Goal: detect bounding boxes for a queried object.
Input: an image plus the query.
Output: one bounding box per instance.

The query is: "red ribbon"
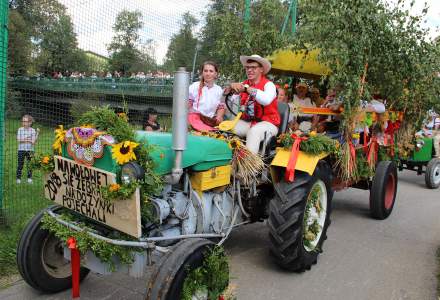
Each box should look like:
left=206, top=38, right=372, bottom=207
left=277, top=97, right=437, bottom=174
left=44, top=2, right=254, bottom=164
left=285, top=135, right=307, bottom=182
left=348, top=140, right=356, bottom=173
left=67, top=237, right=80, bottom=298
left=367, top=136, right=378, bottom=166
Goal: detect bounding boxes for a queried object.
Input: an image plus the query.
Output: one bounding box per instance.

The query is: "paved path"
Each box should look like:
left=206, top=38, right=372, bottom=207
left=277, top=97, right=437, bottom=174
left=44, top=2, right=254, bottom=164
left=1, top=170, right=439, bottom=300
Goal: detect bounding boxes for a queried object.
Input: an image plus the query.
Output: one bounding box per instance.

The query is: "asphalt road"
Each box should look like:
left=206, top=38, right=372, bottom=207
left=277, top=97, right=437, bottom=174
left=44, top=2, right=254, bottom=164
left=1, top=169, right=439, bottom=300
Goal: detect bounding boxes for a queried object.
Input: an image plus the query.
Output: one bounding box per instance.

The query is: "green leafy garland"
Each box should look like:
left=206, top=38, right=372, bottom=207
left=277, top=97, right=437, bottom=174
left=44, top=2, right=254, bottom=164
left=41, top=212, right=141, bottom=271
left=181, top=246, right=230, bottom=300
left=303, top=185, right=322, bottom=251
left=100, top=181, right=139, bottom=203
left=278, top=133, right=339, bottom=155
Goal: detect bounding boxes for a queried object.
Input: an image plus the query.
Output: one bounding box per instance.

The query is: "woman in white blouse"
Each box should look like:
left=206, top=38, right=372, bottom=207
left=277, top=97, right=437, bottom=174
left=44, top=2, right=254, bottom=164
left=188, top=61, right=225, bottom=131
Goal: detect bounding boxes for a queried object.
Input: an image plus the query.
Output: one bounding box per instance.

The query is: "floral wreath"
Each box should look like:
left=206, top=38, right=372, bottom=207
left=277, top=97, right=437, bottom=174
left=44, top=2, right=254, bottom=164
left=63, top=127, right=115, bottom=166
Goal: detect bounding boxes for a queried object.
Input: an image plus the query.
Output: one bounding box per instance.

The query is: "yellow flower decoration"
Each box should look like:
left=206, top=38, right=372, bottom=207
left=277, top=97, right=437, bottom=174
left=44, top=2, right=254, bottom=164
left=117, top=113, right=128, bottom=122
left=352, top=133, right=360, bottom=139
left=111, top=141, right=139, bottom=165
left=228, top=139, right=241, bottom=149
left=109, top=183, right=120, bottom=192
left=309, top=131, right=317, bottom=137
left=41, top=156, right=50, bottom=164
left=53, top=125, right=66, bottom=154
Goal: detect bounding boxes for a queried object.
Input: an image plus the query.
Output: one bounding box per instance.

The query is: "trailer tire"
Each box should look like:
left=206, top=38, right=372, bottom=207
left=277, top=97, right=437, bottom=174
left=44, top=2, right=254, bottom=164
left=17, top=206, right=90, bottom=293
left=425, top=158, right=440, bottom=189
left=370, top=161, right=397, bottom=219
left=145, top=238, right=228, bottom=300
left=268, top=162, right=333, bottom=272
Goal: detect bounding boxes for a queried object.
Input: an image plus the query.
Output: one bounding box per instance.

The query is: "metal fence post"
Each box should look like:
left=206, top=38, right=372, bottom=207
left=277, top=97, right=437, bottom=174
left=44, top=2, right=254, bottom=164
left=0, top=0, right=8, bottom=220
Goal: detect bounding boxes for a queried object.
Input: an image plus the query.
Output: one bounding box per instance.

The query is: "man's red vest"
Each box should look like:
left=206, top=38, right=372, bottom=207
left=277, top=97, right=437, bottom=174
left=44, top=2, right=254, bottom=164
left=240, top=76, right=280, bottom=127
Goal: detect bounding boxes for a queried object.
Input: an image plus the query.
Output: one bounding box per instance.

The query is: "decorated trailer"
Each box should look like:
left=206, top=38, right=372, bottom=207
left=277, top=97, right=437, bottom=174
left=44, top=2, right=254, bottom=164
left=17, top=67, right=397, bottom=299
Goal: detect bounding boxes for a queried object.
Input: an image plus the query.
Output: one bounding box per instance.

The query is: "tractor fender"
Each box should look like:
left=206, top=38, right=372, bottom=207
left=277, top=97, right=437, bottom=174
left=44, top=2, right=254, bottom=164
left=270, top=147, right=329, bottom=176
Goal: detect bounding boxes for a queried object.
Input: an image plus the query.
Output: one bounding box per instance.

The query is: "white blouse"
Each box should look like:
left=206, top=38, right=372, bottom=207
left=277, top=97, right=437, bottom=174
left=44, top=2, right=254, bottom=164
left=188, top=82, right=224, bottom=118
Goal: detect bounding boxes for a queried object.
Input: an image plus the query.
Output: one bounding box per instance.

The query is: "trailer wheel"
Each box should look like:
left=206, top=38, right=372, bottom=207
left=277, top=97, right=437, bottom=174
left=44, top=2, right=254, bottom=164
left=425, top=158, right=440, bottom=189
left=370, top=161, right=398, bottom=219
left=145, top=238, right=228, bottom=300
left=268, top=162, right=333, bottom=272
left=17, top=206, right=89, bottom=293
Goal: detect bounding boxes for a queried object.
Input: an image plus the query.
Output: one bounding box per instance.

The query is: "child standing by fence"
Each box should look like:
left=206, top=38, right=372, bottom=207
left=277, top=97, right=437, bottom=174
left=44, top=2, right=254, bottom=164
left=16, top=115, right=39, bottom=184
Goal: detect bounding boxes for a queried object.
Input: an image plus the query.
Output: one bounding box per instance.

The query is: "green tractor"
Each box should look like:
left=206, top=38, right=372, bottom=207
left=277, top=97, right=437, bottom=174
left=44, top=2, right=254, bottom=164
left=398, top=136, right=440, bottom=189
left=16, top=68, right=398, bottom=299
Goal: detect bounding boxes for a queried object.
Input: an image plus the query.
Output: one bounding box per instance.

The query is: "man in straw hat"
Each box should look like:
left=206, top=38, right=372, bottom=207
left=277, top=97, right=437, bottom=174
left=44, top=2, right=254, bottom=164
left=224, top=54, right=280, bottom=154
left=290, top=82, right=317, bottom=132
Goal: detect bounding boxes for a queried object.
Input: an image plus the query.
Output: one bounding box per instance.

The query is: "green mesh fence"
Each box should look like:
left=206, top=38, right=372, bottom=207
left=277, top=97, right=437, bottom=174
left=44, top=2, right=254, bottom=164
left=2, top=0, right=215, bottom=224
left=2, top=0, right=297, bottom=225
left=0, top=0, right=7, bottom=223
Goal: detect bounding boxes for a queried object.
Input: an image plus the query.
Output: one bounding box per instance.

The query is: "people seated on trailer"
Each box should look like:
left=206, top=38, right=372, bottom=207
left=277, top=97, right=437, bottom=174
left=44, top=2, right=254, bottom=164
left=357, top=98, right=387, bottom=144
left=310, top=87, right=325, bottom=107
left=188, top=61, right=225, bottom=131
left=289, top=82, right=318, bottom=133
left=318, top=88, right=343, bottom=137
left=144, top=108, right=162, bottom=131
left=224, top=54, right=280, bottom=154
left=277, top=86, right=289, bottom=103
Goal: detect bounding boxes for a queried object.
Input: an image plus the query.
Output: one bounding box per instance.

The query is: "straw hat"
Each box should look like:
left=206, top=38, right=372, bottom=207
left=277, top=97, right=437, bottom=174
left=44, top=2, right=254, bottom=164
left=296, top=82, right=309, bottom=90
left=240, top=54, right=272, bottom=74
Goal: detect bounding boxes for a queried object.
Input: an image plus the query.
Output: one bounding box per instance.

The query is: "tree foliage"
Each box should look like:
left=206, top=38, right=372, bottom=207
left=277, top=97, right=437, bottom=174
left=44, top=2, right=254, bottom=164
left=199, top=0, right=293, bottom=77
left=294, top=0, right=440, bottom=127
left=36, top=14, right=86, bottom=74
left=163, top=12, right=199, bottom=72
left=8, top=0, right=87, bottom=75
left=8, top=10, right=32, bottom=75
left=108, top=10, right=156, bottom=74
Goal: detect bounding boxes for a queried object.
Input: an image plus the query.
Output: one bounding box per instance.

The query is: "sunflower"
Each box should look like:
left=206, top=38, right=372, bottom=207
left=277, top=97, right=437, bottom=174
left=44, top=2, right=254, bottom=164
left=112, top=141, right=139, bottom=165
left=53, top=125, right=66, bottom=154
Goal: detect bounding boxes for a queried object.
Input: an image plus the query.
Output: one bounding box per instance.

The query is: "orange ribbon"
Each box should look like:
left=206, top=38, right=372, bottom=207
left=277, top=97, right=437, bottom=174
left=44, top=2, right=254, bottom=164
left=285, top=135, right=307, bottom=182
left=67, top=237, right=80, bottom=298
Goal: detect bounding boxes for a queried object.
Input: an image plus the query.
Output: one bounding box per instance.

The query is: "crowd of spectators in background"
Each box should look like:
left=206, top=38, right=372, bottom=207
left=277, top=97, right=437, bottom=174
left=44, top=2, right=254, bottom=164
left=50, top=70, right=173, bottom=80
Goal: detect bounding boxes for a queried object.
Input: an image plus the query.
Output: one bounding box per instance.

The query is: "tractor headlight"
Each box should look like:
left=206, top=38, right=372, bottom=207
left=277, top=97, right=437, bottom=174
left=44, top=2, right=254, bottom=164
left=120, top=162, right=145, bottom=184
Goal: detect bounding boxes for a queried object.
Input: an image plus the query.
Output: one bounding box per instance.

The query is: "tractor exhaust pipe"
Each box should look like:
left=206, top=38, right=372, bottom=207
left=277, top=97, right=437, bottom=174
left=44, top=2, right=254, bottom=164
left=165, top=67, right=190, bottom=184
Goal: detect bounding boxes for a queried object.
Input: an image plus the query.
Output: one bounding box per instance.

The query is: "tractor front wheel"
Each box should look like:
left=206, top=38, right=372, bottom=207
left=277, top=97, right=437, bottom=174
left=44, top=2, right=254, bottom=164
left=268, top=162, right=333, bottom=272
left=370, top=161, right=398, bottom=219
left=425, top=158, right=440, bottom=189
left=145, top=238, right=229, bottom=300
left=17, top=206, right=90, bottom=293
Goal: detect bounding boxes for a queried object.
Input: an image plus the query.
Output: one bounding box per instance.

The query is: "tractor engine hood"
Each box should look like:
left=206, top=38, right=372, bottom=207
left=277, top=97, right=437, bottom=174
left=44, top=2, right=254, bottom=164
left=135, top=131, right=232, bottom=175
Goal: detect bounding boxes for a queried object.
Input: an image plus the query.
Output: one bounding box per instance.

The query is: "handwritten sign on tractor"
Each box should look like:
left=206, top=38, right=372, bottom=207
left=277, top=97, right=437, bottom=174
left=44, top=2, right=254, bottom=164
left=44, top=156, right=141, bottom=238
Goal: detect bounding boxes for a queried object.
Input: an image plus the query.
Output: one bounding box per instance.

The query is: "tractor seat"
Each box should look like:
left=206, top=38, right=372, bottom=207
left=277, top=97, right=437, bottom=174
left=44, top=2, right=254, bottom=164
left=260, top=102, right=290, bottom=157
left=277, top=101, right=290, bottom=136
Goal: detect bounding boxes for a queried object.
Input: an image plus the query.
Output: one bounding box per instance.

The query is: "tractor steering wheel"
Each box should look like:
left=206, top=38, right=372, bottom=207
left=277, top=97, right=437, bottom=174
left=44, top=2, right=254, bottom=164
left=225, top=93, right=256, bottom=117
left=225, top=93, right=240, bottom=116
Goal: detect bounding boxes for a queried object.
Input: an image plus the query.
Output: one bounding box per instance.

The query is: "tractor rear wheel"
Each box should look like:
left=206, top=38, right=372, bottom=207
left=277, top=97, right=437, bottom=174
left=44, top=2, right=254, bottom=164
left=268, top=162, right=333, bottom=272
left=17, top=206, right=90, bottom=293
left=370, top=161, right=398, bottom=219
left=425, top=158, right=440, bottom=189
